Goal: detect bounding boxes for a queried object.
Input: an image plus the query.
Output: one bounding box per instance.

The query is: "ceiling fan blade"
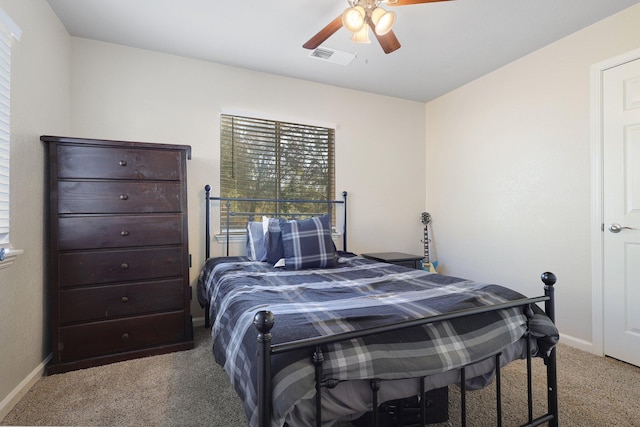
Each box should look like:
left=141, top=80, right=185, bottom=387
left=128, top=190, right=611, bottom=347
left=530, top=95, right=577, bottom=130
left=303, top=15, right=343, bottom=50
left=386, top=0, right=452, bottom=5
left=374, top=29, right=401, bottom=54
left=367, top=16, right=401, bottom=54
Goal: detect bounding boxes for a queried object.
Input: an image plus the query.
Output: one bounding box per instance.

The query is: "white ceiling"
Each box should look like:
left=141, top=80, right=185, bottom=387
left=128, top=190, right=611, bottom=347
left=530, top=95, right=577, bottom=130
left=46, top=0, right=640, bottom=102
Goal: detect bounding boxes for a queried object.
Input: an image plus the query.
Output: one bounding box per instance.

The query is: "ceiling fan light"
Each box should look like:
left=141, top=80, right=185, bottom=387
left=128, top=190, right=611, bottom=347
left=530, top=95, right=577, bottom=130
left=372, top=8, right=395, bottom=35
left=343, top=6, right=366, bottom=33
left=350, top=23, right=371, bottom=44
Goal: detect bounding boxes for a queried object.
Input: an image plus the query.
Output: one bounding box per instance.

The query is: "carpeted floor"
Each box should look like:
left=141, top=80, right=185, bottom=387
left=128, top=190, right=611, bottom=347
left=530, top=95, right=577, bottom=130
left=2, top=326, right=640, bottom=426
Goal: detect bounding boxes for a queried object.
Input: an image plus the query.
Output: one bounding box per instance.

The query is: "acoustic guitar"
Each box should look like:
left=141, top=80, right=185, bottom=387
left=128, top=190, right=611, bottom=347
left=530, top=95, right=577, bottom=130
left=421, top=212, right=438, bottom=273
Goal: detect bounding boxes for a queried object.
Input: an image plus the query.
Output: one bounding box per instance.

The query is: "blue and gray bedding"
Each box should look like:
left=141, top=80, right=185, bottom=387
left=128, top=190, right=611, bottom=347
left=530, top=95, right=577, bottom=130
left=197, top=255, right=559, bottom=427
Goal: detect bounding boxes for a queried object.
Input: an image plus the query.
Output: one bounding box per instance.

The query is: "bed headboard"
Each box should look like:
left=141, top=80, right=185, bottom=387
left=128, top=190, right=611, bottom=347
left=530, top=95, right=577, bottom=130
left=204, top=184, right=348, bottom=259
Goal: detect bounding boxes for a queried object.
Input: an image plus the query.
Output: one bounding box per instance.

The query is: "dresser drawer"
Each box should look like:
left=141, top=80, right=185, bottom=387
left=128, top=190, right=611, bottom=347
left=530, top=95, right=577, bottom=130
left=57, top=311, right=186, bottom=362
left=59, top=279, right=185, bottom=324
left=58, top=247, right=183, bottom=288
left=57, top=145, right=183, bottom=180
left=58, top=181, right=182, bottom=214
left=58, top=215, right=182, bottom=250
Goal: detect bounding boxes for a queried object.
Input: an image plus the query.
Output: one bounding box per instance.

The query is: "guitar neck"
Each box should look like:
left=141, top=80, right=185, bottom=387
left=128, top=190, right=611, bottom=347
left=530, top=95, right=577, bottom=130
left=423, top=225, right=430, bottom=264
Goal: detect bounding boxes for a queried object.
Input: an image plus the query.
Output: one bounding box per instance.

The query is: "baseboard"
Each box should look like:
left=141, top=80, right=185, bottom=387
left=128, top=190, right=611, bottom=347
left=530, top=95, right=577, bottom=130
left=0, top=353, right=52, bottom=422
left=558, top=332, right=599, bottom=355
left=192, top=315, right=206, bottom=328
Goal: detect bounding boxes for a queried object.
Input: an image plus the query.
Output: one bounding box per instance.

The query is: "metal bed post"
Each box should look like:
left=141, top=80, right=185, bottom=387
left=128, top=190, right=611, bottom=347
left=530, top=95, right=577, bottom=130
left=495, top=353, right=503, bottom=427
left=254, top=311, right=275, bottom=427
left=204, top=185, right=211, bottom=329
left=225, top=200, right=231, bottom=256
left=419, top=378, right=426, bottom=424
left=460, top=366, right=467, bottom=427
left=313, top=345, right=324, bottom=427
left=525, top=306, right=535, bottom=424
left=342, top=191, right=348, bottom=251
left=542, top=272, right=558, bottom=427
left=370, top=379, right=381, bottom=427
left=205, top=185, right=211, bottom=260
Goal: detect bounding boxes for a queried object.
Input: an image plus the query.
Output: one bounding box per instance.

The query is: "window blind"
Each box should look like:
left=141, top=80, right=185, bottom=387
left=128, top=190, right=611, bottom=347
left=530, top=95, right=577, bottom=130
left=0, top=24, right=12, bottom=239
left=220, top=114, right=335, bottom=230
left=0, top=8, right=20, bottom=244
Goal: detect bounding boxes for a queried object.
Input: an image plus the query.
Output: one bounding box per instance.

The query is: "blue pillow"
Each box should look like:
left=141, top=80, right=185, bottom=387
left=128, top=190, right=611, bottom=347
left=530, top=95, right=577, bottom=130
left=279, top=214, right=337, bottom=270
left=264, top=217, right=285, bottom=266
left=246, top=221, right=267, bottom=261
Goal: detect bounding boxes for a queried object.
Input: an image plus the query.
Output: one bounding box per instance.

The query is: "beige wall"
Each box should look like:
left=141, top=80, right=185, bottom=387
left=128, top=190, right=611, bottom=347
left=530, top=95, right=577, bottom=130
left=0, top=0, right=70, bottom=417
left=67, top=38, right=428, bottom=325
left=425, top=3, right=640, bottom=351
left=4, top=0, right=639, bottom=418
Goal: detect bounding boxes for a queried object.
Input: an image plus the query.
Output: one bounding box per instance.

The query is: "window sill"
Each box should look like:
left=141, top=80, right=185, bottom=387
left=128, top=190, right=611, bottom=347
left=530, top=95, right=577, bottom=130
left=0, top=247, right=24, bottom=270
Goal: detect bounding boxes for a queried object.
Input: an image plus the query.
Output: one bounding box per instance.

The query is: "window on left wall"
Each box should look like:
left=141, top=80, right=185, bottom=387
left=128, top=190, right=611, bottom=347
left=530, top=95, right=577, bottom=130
left=0, top=7, right=22, bottom=269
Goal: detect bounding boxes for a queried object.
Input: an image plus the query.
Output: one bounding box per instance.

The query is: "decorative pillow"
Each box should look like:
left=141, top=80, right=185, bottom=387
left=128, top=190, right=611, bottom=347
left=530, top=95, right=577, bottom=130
left=279, top=214, right=337, bottom=270
left=245, top=221, right=267, bottom=261
left=263, top=217, right=285, bottom=266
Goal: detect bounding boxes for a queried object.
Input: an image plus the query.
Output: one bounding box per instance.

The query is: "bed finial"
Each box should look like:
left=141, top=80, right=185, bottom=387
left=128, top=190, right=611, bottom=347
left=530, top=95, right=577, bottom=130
left=541, top=271, right=556, bottom=288
left=541, top=271, right=556, bottom=324
left=254, top=310, right=275, bottom=335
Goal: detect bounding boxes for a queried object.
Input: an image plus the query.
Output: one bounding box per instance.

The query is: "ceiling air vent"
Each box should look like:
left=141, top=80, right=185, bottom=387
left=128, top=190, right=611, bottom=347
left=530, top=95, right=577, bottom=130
left=309, top=47, right=356, bottom=66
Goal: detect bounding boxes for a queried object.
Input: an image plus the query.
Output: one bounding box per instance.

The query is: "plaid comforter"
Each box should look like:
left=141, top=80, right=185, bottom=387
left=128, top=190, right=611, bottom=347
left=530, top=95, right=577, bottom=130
left=198, top=255, right=558, bottom=427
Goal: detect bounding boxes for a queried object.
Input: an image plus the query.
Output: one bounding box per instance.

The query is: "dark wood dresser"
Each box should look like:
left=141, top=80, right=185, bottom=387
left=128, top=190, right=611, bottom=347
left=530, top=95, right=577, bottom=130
left=42, top=135, right=194, bottom=374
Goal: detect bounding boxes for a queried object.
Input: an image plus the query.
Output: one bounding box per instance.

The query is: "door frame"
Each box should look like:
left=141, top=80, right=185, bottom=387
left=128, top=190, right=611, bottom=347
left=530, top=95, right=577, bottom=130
left=590, top=47, right=640, bottom=357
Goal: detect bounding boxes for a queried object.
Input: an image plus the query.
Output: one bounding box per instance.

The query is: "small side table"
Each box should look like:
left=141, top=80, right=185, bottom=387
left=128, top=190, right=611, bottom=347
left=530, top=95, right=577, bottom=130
left=361, top=252, right=423, bottom=270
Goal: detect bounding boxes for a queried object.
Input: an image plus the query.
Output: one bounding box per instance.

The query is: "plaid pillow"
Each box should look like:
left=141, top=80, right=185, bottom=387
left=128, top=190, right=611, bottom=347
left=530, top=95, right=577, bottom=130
left=245, top=221, right=267, bottom=261
left=264, top=217, right=285, bottom=266
left=279, top=214, right=337, bottom=270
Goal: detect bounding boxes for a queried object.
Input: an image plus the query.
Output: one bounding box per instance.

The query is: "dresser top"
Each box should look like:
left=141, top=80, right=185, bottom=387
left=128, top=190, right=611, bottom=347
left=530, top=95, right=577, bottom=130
left=40, top=135, right=192, bottom=160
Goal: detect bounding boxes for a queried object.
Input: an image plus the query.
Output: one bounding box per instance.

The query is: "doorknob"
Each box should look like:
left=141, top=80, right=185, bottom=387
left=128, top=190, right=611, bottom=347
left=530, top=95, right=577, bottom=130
left=609, top=223, right=636, bottom=233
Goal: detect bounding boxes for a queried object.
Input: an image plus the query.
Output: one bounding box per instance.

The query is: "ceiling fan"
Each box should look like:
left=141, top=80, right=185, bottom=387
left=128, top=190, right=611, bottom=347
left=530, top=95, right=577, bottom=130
left=303, top=0, right=453, bottom=54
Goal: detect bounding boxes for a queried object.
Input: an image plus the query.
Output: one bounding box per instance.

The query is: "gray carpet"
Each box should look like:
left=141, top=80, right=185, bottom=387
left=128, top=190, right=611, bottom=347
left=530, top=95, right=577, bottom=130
left=2, top=326, right=640, bottom=426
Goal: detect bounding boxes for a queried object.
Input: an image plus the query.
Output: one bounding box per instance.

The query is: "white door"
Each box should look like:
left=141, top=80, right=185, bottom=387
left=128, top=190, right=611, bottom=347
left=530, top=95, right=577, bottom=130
left=603, top=58, right=640, bottom=366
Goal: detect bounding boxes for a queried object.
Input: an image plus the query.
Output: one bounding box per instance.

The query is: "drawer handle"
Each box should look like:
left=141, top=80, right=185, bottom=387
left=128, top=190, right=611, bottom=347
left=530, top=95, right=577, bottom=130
left=119, top=160, right=127, bottom=166
left=122, top=333, right=130, bottom=341
left=121, top=296, right=129, bottom=303
left=119, top=194, right=129, bottom=200
left=121, top=230, right=129, bottom=237
left=120, top=263, right=129, bottom=270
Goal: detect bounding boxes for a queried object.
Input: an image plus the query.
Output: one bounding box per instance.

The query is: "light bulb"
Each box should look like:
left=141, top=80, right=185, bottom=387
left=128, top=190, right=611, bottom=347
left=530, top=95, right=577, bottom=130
left=350, top=23, right=371, bottom=43
left=343, top=5, right=366, bottom=33
left=371, top=8, right=395, bottom=36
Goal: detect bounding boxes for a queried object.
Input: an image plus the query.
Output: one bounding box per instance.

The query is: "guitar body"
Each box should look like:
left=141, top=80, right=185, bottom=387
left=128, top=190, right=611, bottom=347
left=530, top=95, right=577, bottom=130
left=421, top=212, right=437, bottom=273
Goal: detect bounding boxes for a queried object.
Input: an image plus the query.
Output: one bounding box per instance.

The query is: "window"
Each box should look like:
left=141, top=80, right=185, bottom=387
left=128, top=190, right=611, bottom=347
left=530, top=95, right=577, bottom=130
left=0, top=7, right=22, bottom=267
left=220, top=114, right=335, bottom=231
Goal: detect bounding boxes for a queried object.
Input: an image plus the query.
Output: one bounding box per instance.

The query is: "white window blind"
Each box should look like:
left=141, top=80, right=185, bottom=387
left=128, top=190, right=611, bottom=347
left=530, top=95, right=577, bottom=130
left=0, top=7, right=21, bottom=245
left=220, top=114, right=335, bottom=230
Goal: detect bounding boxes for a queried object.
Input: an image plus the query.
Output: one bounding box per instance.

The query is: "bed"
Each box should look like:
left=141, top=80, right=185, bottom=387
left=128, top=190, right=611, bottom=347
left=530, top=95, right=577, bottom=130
left=198, top=186, right=559, bottom=427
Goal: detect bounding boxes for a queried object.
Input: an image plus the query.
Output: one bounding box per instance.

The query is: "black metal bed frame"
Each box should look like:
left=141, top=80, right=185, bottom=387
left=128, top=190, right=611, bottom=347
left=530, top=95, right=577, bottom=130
left=204, top=184, right=348, bottom=257
left=203, top=185, right=559, bottom=427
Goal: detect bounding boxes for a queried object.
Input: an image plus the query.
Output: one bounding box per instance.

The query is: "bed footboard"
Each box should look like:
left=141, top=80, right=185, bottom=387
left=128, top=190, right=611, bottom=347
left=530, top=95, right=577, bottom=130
left=254, top=272, right=559, bottom=427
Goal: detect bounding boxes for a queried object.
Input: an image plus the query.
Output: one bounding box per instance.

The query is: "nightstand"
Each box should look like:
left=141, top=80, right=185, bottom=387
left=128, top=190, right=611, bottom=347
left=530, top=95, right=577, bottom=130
left=361, top=252, right=423, bottom=270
